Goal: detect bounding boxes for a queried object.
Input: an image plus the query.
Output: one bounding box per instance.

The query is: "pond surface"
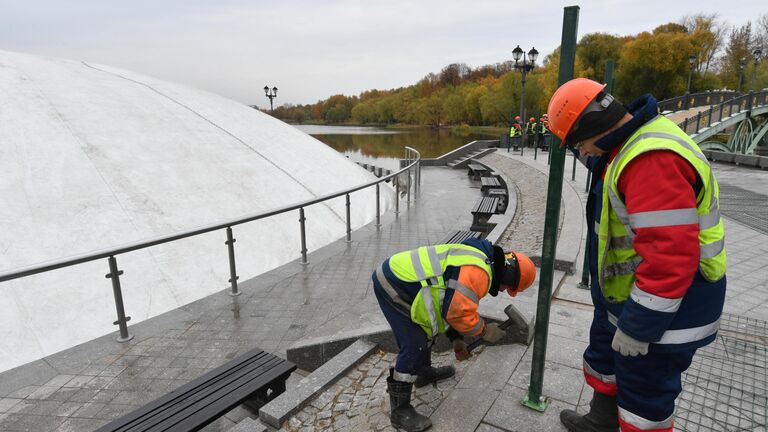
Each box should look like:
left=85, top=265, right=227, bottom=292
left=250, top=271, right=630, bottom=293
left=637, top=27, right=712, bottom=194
left=293, top=125, right=496, bottom=171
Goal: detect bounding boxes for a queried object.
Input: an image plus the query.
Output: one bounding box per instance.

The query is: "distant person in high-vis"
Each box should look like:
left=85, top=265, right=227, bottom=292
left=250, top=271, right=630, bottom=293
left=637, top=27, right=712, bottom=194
left=509, top=115, right=523, bottom=151
left=547, top=78, right=727, bottom=432
left=372, top=238, right=536, bottom=432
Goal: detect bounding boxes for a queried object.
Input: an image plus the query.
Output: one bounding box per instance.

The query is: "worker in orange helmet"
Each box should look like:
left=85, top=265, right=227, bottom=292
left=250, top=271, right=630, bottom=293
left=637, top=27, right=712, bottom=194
left=525, top=117, right=537, bottom=148
left=509, top=116, right=523, bottom=151
left=372, top=238, right=536, bottom=431
left=547, top=78, right=726, bottom=432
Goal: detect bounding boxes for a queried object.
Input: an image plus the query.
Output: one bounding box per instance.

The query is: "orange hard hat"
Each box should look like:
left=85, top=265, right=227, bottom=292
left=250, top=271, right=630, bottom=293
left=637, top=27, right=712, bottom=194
left=529, top=117, right=535, bottom=122
left=501, top=251, right=536, bottom=296
left=514, top=115, right=521, bottom=121
left=547, top=78, right=606, bottom=143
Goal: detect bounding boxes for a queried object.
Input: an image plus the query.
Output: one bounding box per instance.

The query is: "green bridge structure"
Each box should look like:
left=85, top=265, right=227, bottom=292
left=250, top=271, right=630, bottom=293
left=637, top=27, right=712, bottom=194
left=659, top=90, right=768, bottom=166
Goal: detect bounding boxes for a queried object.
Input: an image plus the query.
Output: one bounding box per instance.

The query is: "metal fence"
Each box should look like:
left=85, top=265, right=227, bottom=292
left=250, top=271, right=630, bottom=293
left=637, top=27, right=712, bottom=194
left=0, top=147, right=422, bottom=342
left=675, top=90, right=768, bottom=136
left=658, top=91, right=741, bottom=113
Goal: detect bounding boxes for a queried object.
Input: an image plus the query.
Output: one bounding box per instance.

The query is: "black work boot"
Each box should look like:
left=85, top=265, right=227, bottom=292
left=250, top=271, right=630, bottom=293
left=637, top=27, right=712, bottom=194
left=387, top=371, right=432, bottom=432
left=560, top=391, right=619, bottom=432
left=414, top=365, right=456, bottom=388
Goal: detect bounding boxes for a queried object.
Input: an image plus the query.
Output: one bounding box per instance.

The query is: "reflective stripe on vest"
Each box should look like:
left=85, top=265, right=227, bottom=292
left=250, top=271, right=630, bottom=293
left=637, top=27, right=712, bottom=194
left=388, top=244, right=493, bottom=339
left=597, top=116, right=727, bottom=303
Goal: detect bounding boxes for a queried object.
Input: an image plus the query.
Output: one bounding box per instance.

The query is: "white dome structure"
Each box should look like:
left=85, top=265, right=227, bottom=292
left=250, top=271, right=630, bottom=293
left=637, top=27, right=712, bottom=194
left=0, top=50, right=394, bottom=372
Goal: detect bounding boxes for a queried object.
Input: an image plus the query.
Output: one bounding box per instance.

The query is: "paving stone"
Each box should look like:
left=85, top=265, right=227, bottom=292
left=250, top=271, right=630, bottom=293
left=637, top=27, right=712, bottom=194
left=259, top=340, right=376, bottom=428
left=227, top=417, right=268, bottom=432
left=507, top=359, right=584, bottom=405
left=483, top=387, right=573, bottom=432
left=431, top=388, right=500, bottom=432
left=456, top=344, right=527, bottom=391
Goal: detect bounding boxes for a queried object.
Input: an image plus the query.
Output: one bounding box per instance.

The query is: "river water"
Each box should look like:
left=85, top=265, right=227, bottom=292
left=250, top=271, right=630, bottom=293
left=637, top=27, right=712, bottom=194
left=293, top=125, right=496, bottom=171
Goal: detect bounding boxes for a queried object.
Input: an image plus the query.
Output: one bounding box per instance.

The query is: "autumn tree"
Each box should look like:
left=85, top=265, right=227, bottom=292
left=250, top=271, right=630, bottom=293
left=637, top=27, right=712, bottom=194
left=616, top=29, right=695, bottom=101
left=576, top=33, right=625, bottom=82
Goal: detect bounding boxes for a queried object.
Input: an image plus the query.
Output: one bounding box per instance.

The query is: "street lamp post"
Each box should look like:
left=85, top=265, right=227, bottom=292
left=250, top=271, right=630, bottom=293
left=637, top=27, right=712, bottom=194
left=512, top=45, right=538, bottom=156
left=751, top=48, right=762, bottom=92
left=738, top=58, right=747, bottom=93
left=264, top=85, right=278, bottom=113
left=686, top=54, right=696, bottom=94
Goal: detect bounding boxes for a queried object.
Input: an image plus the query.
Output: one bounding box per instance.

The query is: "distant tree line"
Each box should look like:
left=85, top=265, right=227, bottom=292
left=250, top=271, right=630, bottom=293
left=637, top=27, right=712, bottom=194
left=262, top=13, right=768, bottom=127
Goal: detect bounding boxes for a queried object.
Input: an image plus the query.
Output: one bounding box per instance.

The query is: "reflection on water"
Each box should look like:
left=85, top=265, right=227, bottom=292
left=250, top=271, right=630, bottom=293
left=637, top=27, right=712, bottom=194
left=293, top=125, right=494, bottom=171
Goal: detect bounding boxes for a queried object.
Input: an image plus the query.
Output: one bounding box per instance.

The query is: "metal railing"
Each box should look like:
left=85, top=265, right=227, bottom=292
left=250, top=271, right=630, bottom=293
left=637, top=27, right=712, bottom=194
left=0, top=147, right=422, bottom=342
left=676, top=90, right=768, bottom=136
left=658, top=90, right=741, bottom=113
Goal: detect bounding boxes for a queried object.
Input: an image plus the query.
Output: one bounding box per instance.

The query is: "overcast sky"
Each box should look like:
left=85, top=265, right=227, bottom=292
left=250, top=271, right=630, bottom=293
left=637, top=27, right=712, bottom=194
left=0, top=1, right=762, bottom=107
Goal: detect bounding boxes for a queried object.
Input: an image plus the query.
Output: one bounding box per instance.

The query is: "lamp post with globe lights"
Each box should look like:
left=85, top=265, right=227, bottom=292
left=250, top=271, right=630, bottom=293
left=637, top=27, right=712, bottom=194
left=264, top=86, right=278, bottom=113
left=512, top=45, right=538, bottom=155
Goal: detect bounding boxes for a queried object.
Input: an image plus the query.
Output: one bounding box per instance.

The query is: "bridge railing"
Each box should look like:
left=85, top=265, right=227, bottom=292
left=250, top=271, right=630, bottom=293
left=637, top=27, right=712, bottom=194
left=658, top=91, right=741, bottom=113
left=0, top=147, right=422, bottom=342
left=676, top=90, right=768, bottom=136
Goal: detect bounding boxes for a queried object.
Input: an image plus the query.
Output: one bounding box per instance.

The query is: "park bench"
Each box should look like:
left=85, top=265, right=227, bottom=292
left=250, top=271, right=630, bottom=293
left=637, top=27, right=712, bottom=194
left=441, top=229, right=483, bottom=244
left=467, top=163, right=489, bottom=180
left=485, top=188, right=508, bottom=213
left=96, top=348, right=295, bottom=432
left=480, top=176, right=502, bottom=194
left=470, top=196, right=500, bottom=232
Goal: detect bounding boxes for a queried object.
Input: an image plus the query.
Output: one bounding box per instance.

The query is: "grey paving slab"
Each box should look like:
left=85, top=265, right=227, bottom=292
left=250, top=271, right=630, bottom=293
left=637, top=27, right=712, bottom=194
left=430, top=388, right=500, bottom=432
left=483, top=386, right=570, bottom=432
left=456, top=345, right=527, bottom=391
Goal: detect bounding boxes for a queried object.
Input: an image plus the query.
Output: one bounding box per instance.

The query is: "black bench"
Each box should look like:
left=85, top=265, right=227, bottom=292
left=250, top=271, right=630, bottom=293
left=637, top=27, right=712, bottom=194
left=470, top=196, right=500, bottom=232
left=441, top=229, right=483, bottom=244
left=96, top=348, right=296, bottom=432
left=467, top=163, right=489, bottom=180
left=480, top=176, right=502, bottom=193
left=485, top=188, right=509, bottom=213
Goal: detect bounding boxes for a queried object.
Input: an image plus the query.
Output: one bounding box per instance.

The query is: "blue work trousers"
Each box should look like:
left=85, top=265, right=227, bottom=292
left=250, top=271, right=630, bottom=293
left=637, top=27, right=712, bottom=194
left=372, top=271, right=430, bottom=378
left=585, top=309, right=696, bottom=425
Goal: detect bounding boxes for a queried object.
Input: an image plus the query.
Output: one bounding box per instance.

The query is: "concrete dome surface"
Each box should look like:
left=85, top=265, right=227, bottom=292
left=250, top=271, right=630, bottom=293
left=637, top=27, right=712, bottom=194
left=0, top=50, right=394, bottom=372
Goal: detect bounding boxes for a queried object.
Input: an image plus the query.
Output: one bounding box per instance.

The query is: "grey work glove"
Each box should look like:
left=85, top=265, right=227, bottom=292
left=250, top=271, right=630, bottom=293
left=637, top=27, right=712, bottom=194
left=481, top=322, right=505, bottom=343
left=611, top=328, right=649, bottom=357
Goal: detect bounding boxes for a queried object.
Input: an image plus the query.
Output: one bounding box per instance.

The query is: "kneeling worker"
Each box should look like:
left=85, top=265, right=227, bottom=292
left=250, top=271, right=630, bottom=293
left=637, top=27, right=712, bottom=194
left=372, top=238, right=536, bottom=431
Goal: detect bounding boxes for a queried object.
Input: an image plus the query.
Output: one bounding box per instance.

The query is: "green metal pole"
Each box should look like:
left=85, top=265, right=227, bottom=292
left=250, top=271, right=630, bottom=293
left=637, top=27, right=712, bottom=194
left=522, top=5, right=579, bottom=413
left=604, top=59, right=615, bottom=93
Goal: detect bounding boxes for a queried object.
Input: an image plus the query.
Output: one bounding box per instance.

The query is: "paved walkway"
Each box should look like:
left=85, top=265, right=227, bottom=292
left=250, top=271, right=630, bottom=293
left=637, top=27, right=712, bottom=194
left=1, top=147, right=767, bottom=432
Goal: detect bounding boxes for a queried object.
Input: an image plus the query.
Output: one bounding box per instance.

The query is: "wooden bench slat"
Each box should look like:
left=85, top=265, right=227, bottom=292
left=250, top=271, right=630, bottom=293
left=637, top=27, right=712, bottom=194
left=103, top=351, right=273, bottom=431
left=441, top=230, right=482, bottom=244
left=159, top=359, right=293, bottom=432
left=97, top=348, right=296, bottom=432
left=142, top=357, right=284, bottom=432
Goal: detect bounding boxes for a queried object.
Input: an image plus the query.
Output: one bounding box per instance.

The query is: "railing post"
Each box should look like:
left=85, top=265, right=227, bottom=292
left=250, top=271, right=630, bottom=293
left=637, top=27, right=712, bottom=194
left=571, top=154, right=577, bottom=181
left=299, top=208, right=308, bottom=264
left=577, top=241, right=590, bottom=290
left=585, top=168, right=592, bottom=193
left=406, top=168, right=411, bottom=204
left=695, top=112, right=702, bottom=133
left=375, top=183, right=381, bottom=227
left=394, top=175, right=400, bottom=215
left=682, top=118, right=689, bottom=134
left=106, top=256, right=133, bottom=342
left=345, top=193, right=352, bottom=242
left=225, top=227, right=240, bottom=296
left=718, top=104, right=724, bottom=123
